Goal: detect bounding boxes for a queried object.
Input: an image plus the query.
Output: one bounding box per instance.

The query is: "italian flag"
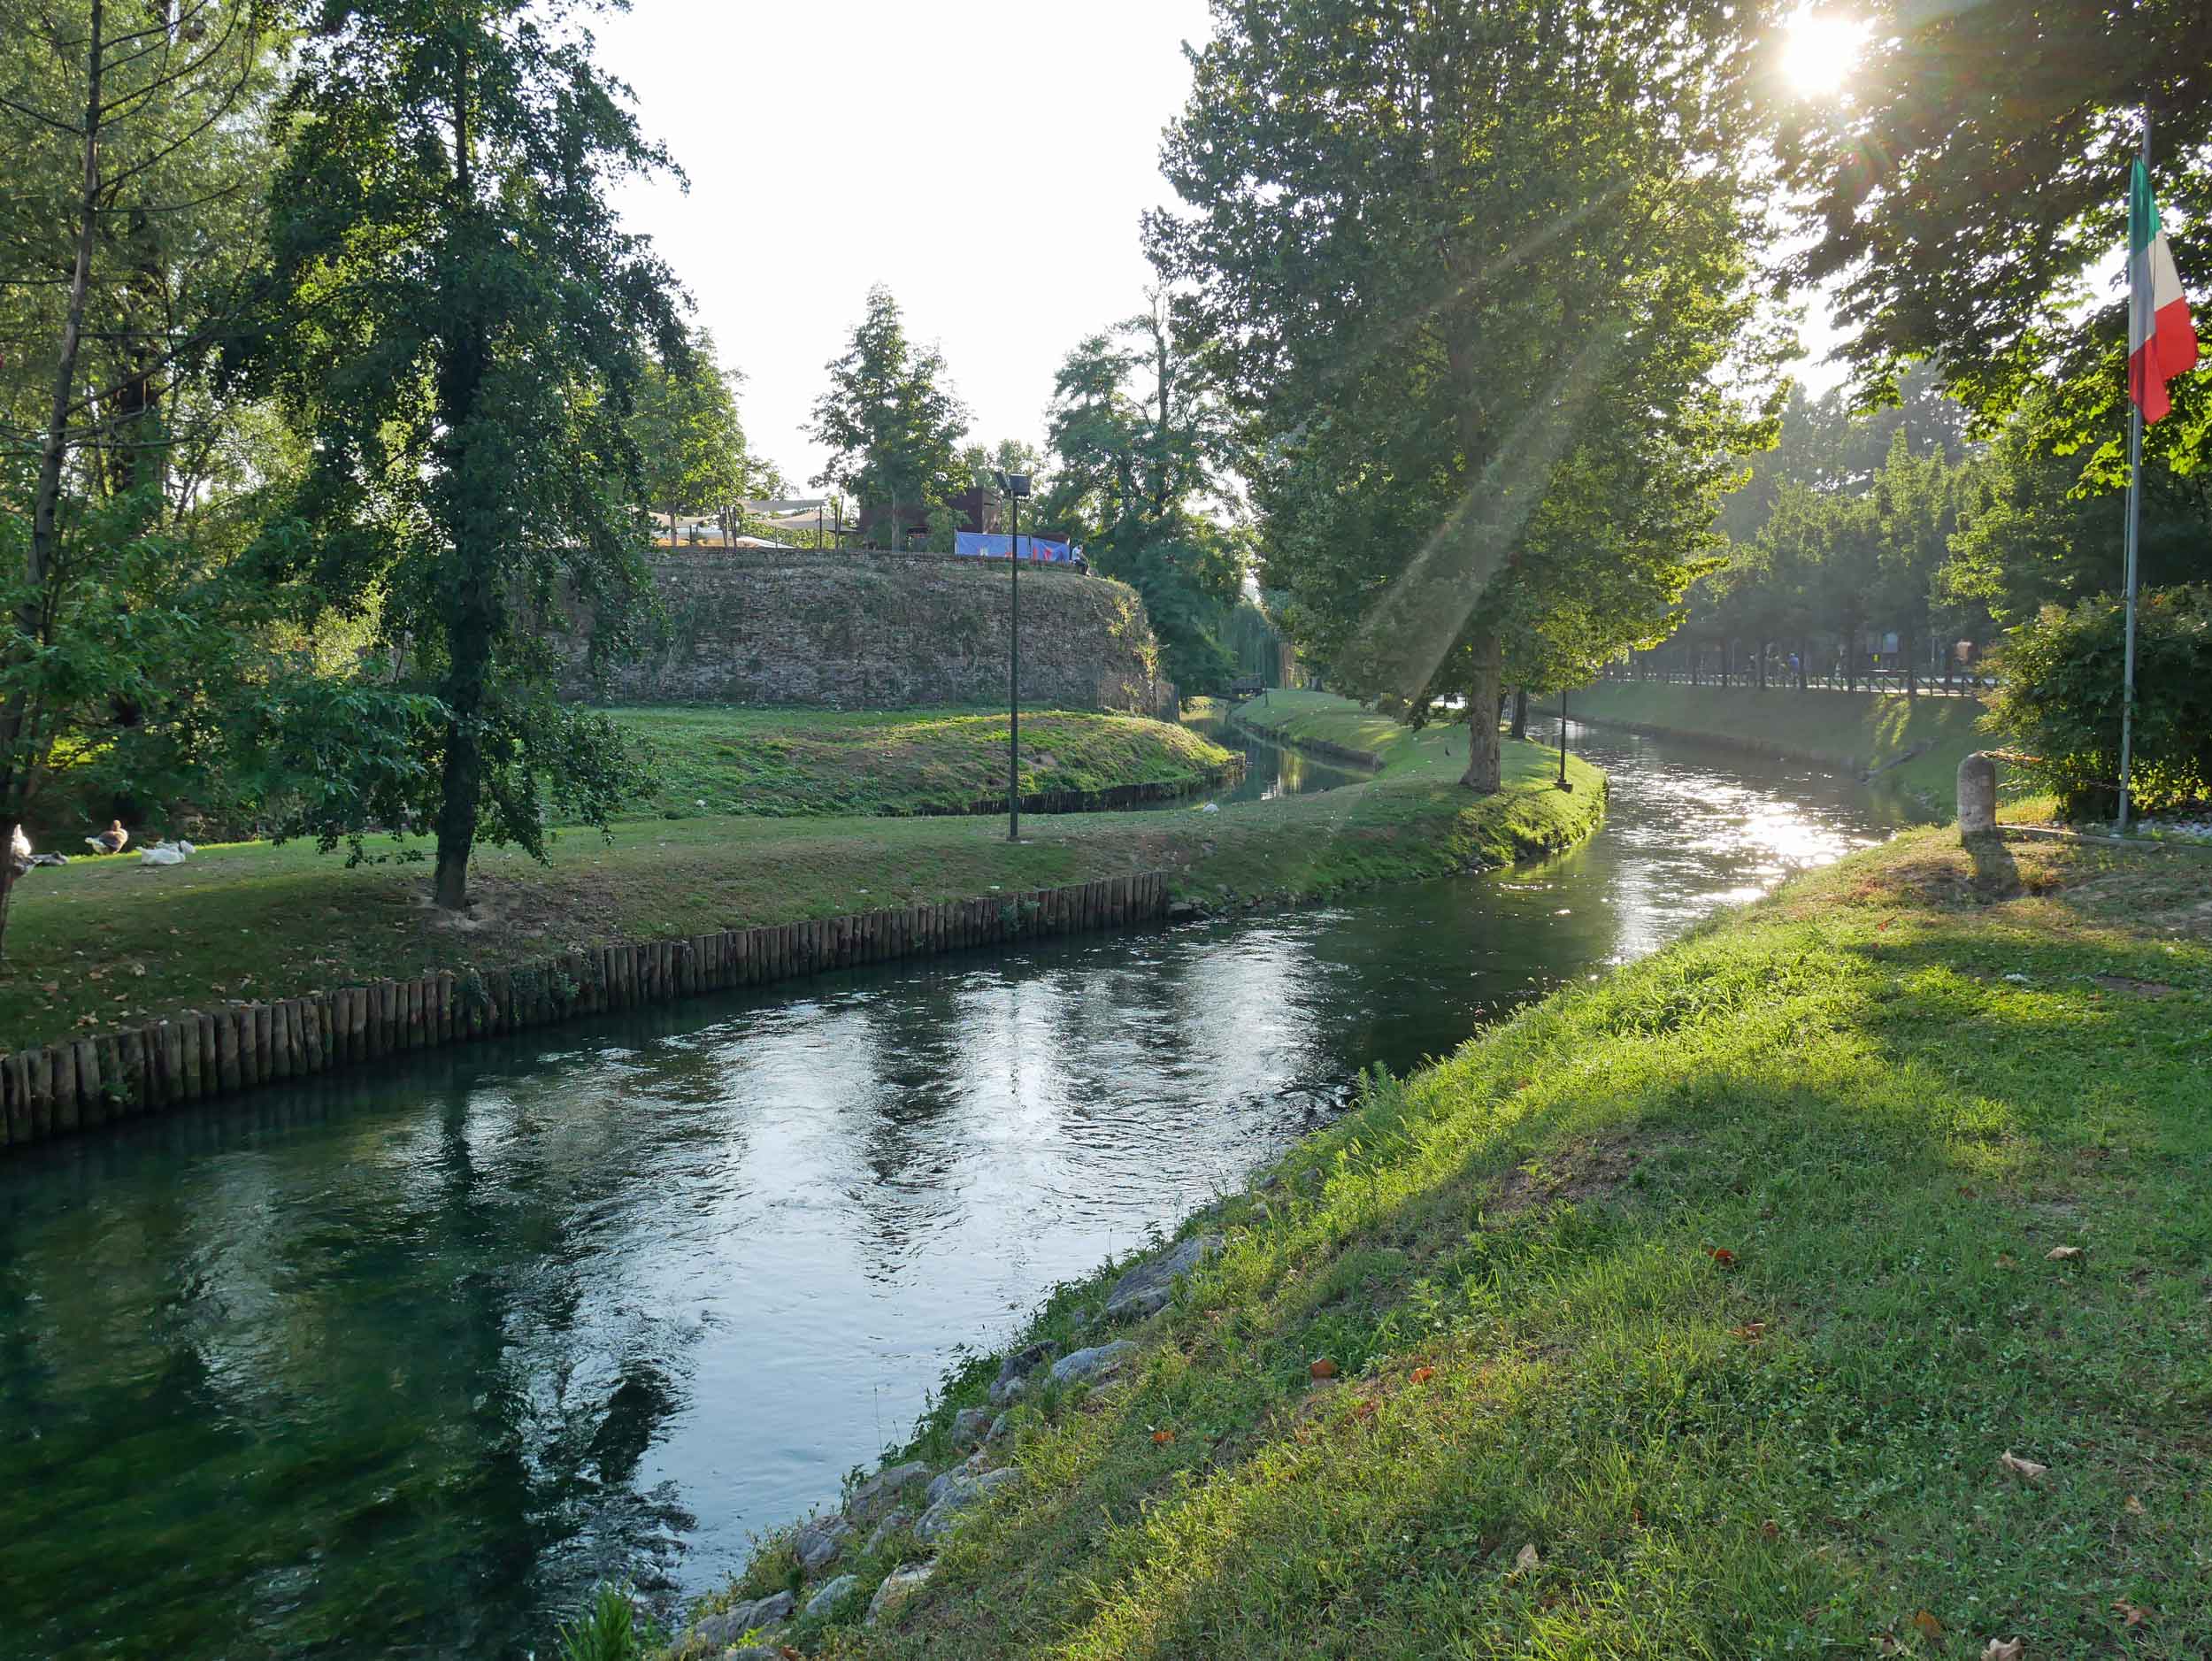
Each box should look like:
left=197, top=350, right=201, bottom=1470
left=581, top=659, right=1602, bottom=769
left=2129, top=158, right=2199, bottom=424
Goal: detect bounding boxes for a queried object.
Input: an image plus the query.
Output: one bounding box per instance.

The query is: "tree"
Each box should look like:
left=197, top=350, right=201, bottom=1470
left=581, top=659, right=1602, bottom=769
left=809, top=285, right=969, bottom=550
left=0, top=0, right=282, bottom=960
left=1042, top=294, right=1245, bottom=694
left=1773, top=0, right=2212, bottom=466
left=1151, top=0, right=1780, bottom=788
left=634, top=328, right=757, bottom=545
left=227, top=0, right=687, bottom=911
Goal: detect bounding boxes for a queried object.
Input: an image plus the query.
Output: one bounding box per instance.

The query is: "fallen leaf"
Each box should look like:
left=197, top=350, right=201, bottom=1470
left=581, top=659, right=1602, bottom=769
left=1731, top=1321, right=1769, bottom=1343
left=2124, top=1494, right=2146, bottom=1516
left=1982, top=1641, right=2024, bottom=1661
left=1351, top=1398, right=1377, bottom=1420
left=1513, top=1542, right=1540, bottom=1573
left=1151, top=1429, right=1174, bottom=1444
left=1309, top=1357, right=1339, bottom=1380
left=2047, top=1245, right=2084, bottom=1261
left=1410, top=1365, right=1435, bottom=1383
left=1913, top=1609, right=1946, bottom=1639
left=1709, top=1247, right=1738, bottom=1266
left=1996, top=1254, right=2019, bottom=1269
left=2112, top=1599, right=2149, bottom=1628
left=1998, top=1450, right=2049, bottom=1482
left=1760, top=1519, right=1780, bottom=1542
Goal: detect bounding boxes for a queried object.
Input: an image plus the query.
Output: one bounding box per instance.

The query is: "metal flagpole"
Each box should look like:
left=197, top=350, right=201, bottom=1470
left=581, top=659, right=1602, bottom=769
left=2117, top=112, right=2149, bottom=833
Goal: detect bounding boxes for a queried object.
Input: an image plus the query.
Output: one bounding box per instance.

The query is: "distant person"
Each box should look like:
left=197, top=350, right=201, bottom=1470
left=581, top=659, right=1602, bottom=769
left=87, top=819, right=128, bottom=855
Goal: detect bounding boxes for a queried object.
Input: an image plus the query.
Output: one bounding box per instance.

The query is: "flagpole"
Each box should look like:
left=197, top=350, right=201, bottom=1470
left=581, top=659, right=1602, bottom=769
left=2117, top=111, right=2148, bottom=834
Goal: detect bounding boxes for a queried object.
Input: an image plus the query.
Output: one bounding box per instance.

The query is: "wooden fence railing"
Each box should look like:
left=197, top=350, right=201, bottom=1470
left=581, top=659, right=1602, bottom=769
left=0, top=872, right=1171, bottom=1154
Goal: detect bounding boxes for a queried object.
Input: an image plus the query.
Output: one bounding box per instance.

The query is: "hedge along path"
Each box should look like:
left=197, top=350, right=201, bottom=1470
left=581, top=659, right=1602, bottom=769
left=0, top=872, right=1171, bottom=1155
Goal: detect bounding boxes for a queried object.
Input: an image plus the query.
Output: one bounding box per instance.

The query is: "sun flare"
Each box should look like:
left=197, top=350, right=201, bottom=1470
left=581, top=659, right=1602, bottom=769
left=1781, top=8, right=1868, bottom=99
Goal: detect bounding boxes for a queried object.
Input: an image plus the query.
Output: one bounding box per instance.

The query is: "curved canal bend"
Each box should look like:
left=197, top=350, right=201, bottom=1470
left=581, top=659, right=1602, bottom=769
left=0, top=721, right=1924, bottom=1659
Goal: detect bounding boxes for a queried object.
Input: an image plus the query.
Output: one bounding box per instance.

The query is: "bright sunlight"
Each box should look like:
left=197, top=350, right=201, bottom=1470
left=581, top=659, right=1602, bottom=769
left=1781, top=7, right=1869, bottom=98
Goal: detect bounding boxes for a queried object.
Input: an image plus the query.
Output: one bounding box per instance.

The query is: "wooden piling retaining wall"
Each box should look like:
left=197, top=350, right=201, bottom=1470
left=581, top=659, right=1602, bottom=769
left=0, top=871, right=1172, bottom=1155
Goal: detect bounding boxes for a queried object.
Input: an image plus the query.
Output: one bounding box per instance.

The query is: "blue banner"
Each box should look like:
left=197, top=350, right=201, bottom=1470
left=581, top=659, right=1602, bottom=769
left=953, top=532, right=1080, bottom=563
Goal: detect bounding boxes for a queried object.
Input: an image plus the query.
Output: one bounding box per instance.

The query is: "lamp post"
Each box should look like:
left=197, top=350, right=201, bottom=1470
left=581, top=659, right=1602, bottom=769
left=1556, top=688, right=1572, bottom=791
left=994, top=469, right=1033, bottom=841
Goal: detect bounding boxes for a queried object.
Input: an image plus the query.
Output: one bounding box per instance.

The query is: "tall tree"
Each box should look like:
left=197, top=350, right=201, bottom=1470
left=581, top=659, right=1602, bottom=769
left=634, top=328, right=757, bottom=545
left=1042, top=294, right=1244, bottom=694
left=228, top=0, right=687, bottom=910
left=809, top=285, right=969, bottom=550
left=1151, top=0, right=1781, bottom=788
left=0, top=0, right=280, bottom=959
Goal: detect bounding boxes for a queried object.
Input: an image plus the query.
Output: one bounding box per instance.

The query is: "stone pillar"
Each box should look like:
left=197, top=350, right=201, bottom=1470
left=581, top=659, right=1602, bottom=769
left=1958, top=751, right=1997, bottom=841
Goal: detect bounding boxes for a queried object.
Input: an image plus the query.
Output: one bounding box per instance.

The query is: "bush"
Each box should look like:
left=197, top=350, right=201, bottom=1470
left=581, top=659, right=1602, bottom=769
left=1985, top=584, right=2212, bottom=819
left=552, top=1582, right=657, bottom=1661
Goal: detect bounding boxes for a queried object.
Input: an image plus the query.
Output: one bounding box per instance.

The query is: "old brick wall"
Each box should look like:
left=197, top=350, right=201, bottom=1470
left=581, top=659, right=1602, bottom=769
left=570, top=548, right=1176, bottom=713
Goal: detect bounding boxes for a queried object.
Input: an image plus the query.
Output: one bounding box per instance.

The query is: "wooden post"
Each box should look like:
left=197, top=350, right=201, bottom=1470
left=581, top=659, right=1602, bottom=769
left=52, top=1042, right=78, bottom=1134
left=198, top=1013, right=218, bottom=1094
left=4, top=1052, right=27, bottom=1145
left=180, top=1014, right=204, bottom=1098
left=75, top=1037, right=104, bottom=1127
left=272, top=1001, right=295, bottom=1081
left=33, top=1045, right=58, bottom=1136
left=98, top=1034, right=127, bottom=1114
left=215, top=1015, right=239, bottom=1095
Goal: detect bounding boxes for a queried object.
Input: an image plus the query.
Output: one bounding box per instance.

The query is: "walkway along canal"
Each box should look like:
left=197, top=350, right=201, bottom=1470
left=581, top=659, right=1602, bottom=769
left=0, top=720, right=1924, bottom=1659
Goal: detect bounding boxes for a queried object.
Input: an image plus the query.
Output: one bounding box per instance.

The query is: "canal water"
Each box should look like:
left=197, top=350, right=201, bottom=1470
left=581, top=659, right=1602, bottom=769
left=0, top=722, right=1921, bottom=1659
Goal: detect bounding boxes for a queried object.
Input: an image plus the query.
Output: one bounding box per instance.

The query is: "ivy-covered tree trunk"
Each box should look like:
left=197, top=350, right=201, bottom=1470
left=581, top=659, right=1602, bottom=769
left=1462, top=629, right=1503, bottom=794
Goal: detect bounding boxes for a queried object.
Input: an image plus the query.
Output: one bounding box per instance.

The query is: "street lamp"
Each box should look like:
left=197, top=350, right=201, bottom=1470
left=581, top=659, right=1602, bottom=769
left=994, top=468, right=1033, bottom=842
left=1556, top=688, right=1572, bottom=791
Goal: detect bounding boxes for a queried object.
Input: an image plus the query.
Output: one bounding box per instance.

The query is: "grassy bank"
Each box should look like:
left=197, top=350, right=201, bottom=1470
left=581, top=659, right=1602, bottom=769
left=606, top=706, right=1237, bottom=820
left=1229, top=687, right=1499, bottom=775
left=715, top=827, right=2212, bottom=1659
left=0, top=714, right=1599, bottom=1053
left=1568, top=681, right=1991, bottom=814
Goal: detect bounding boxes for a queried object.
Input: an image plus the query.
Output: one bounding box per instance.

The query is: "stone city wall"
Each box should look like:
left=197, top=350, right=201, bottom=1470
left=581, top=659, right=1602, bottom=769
left=568, top=547, right=1176, bottom=715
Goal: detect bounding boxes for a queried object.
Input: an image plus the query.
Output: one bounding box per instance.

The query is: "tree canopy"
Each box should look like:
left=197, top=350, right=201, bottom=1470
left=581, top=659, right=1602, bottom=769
left=1149, top=0, right=1782, bottom=786
left=226, top=0, right=688, bottom=909
left=809, top=284, right=970, bottom=550
left=1775, top=0, right=2212, bottom=471
left=1042, top=294, right=1246, bottom=695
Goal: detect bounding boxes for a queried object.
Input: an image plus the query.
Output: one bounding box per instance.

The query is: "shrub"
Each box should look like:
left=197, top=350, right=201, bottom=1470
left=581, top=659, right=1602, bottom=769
left=552, top=1583, right=655, bottom=1661
left=1985, top=584, right=2212, bottom=819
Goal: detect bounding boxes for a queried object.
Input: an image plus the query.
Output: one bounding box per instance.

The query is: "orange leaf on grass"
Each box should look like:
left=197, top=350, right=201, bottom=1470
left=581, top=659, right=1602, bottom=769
left=1709, top=1248, right=1737, bottom=1266
left=1912, top=1610, right=1946, bottom=1639
left=1151, top=1429, right=1174, bottom=1444
left=1409, top=1365, right=1435, bottom=1383
left=1309, top=1357, right=1339, bottom=1380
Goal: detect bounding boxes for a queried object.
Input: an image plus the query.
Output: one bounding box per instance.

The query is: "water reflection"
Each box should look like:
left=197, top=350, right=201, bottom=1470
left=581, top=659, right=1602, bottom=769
left=0, top=721, right=1916, bottom=1659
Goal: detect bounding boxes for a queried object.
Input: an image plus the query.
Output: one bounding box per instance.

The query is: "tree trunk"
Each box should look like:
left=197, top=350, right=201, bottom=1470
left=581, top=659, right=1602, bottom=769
left=1796, top=637, right=1809, bottom=692
left=1509, top=687, right=1528, bottom=740
left=432, top=596, right=490, bottom=910
left=1461, top=630, right=1503, bottom=793
left=1756, top=639, right=1769, bottom=691
left=1903, top=621, right=1918, bottom=699
left=1844, top=627, right=1857, bottom=693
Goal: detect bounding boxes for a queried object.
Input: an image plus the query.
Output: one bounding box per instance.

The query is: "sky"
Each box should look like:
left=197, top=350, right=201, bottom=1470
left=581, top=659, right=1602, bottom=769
left=595, top=0, right=1217, bottom=494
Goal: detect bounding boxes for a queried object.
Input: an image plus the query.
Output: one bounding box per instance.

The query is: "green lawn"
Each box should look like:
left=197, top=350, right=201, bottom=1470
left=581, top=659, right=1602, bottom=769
left=710, top=826, right=2212, bottom=1660
left=1566, top=681, right=1997, bottom=816
left=0, top=712, right=1600, bottom=1053
left=604, top=705, right=1237, bottom=819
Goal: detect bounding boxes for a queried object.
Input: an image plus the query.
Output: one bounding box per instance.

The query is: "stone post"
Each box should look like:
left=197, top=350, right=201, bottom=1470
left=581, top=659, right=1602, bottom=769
left=1958, top=751, right=1998, bottom=841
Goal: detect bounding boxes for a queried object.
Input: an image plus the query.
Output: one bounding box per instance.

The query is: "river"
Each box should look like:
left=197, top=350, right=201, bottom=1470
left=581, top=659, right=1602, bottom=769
left=0, top=719, right=1921, bottom=1659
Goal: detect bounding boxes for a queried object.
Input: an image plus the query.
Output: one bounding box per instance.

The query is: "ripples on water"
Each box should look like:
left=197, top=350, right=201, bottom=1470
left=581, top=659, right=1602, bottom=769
left=0, top=720, right=1917, bottom=1658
